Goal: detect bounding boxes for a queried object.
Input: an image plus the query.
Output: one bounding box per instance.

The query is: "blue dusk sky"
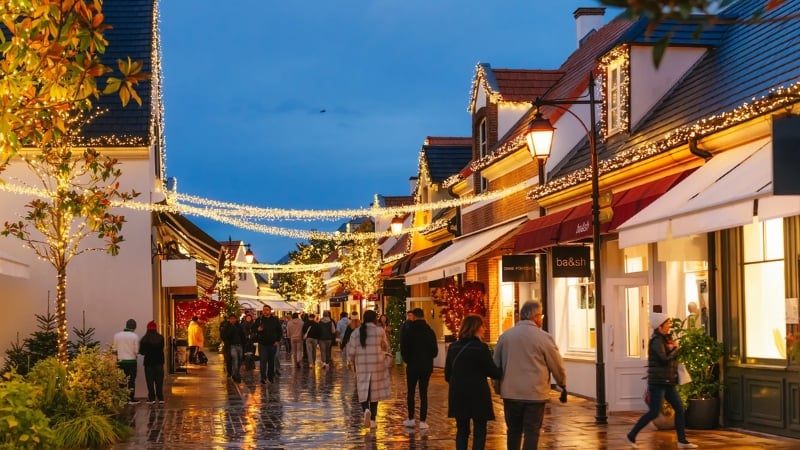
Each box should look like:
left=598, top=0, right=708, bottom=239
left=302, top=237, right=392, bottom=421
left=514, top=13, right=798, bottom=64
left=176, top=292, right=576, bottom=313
left=158, top=1, right=620, bottom=263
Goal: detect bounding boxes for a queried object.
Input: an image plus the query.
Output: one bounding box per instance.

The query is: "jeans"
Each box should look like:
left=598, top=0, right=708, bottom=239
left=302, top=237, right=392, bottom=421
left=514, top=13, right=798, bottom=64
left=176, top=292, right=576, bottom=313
left=228, top=344, right=243, bottom=382
left=318, top=339, right=333, bottom=365
left=189, top=345, right=199, bottom=364
left=305, top=338, right=318, bottom=366
left=290, top=338, right=304, bottom=365
left=259, top=342, right=278, bottom=382
left=406, top=366, right=432, bottom=421
left=118, top=361, right=137, bottom=402
left=455, top=416, right=488, bottom=450
left=503, top=400, right=545, bottom=450
left=144, top=364, right=164, bottom=401
left=629, top=383, right=687, bottom=442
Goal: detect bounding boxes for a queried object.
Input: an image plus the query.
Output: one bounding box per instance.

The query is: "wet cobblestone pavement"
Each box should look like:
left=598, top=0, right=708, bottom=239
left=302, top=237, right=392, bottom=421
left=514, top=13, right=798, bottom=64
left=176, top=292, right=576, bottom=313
left=111, top=350, right=800, bottom=449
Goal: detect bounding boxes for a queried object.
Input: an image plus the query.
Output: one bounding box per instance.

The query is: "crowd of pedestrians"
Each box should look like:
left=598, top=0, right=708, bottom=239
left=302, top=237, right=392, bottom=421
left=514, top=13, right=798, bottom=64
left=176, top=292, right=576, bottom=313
left=111, top=299, right=578, bottom=449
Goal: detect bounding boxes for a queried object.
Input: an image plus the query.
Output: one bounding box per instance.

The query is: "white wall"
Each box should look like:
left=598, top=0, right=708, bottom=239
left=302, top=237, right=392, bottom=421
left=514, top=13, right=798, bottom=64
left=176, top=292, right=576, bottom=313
left=629, top=46, right=705, bottom=130
left=0, top=154, right=155, bottom=397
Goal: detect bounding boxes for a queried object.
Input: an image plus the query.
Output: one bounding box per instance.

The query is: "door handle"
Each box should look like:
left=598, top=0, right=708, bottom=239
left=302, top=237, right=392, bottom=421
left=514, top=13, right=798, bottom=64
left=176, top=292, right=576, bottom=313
left=609, top=325, right=614, bottom=352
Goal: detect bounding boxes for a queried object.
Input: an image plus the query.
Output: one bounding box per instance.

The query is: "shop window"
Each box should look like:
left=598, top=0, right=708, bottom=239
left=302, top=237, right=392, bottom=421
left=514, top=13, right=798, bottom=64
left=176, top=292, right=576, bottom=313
left=623, top=244, right=648, bottom=273
left=566, top=276, right=596, bottom=351
left=624, top=285, right=642, bottom=357
left=742, top=218, right=785, bottom=361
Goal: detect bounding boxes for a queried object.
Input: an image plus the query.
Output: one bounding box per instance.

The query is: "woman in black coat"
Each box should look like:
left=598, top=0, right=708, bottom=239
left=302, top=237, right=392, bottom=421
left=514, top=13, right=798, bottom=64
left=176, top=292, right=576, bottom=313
left=445, top=314, right=502, bottom=450
left=139, top=321, right=165, bottom=403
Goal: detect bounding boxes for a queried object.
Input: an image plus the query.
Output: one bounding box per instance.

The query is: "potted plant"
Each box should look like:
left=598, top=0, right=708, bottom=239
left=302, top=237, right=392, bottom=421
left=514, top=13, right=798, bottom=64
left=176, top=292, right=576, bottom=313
left=671, top=318, right=725, bottom=429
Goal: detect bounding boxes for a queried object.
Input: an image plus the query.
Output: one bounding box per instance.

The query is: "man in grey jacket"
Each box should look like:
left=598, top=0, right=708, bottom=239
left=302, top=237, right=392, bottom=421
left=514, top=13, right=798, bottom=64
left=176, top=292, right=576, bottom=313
left=493, top=301, right=566, bottom=450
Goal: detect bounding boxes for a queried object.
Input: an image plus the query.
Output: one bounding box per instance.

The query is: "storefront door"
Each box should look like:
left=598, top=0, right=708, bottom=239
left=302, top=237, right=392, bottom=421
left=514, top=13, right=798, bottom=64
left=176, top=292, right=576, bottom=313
left=605, top=277, right=649, bottom=411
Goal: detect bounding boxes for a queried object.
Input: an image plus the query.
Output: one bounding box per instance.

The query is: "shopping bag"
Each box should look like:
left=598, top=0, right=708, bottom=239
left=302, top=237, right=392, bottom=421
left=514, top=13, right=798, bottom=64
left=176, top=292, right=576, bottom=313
left=677, top=363, right=692, bottom=385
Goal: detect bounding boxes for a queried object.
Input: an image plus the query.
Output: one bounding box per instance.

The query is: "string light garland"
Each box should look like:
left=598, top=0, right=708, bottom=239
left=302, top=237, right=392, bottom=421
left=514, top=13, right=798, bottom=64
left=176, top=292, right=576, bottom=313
left=528, top=79, right=800, bottom=200
left=467, top=63, right=535, bottom=113
left=169, top=180, right=527, bottom=221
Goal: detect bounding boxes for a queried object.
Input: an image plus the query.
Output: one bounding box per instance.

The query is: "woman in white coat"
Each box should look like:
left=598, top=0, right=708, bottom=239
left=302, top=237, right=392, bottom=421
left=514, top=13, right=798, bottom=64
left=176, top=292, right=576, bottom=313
left=347, top=310, right=391, bottom=428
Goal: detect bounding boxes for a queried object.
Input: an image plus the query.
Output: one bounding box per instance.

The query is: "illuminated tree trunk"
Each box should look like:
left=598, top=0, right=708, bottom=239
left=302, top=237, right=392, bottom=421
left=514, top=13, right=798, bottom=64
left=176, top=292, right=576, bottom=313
left=56, top=267, right=69, bottom=365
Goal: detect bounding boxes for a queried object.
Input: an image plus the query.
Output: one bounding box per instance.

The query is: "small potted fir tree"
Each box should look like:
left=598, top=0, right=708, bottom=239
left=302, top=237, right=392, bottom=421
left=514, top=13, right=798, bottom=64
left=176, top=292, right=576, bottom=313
left=672, top=318, right=725, bottom=429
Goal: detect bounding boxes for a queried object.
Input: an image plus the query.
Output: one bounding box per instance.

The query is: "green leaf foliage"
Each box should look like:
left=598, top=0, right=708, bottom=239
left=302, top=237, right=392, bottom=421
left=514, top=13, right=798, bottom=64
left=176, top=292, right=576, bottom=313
left=671, top=318, right=724, bottom=399
left=0, top=372, right=56, bottom=450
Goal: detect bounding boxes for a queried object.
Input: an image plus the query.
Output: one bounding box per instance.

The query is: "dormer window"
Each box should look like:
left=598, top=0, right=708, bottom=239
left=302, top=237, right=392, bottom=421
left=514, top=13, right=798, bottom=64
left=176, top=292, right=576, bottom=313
left=478, top=118, right=488, bottom=192
left=600, top=46, right=630, bottom=139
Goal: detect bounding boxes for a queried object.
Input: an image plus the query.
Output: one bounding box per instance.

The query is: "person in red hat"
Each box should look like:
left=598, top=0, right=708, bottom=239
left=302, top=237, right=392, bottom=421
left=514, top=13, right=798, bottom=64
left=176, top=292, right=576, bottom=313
left=139, top=321, right=166, bottom=404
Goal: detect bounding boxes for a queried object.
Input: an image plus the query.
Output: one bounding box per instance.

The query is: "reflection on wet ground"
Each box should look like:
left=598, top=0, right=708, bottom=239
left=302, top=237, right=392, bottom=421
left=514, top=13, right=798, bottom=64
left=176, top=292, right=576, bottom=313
left=112, top=350, right=800, bottom=449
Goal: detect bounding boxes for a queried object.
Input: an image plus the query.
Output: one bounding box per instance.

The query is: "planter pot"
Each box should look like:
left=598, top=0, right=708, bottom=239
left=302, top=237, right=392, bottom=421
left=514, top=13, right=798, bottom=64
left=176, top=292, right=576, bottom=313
left=653, top=413, right=675, bottom=430
left=686, top=397, right=720, bottom=429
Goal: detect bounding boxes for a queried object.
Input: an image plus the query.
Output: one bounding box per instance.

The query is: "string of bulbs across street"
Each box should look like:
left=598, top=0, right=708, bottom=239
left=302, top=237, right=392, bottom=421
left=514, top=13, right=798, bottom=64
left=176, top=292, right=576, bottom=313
left=0, top=177, right=531, bottom=272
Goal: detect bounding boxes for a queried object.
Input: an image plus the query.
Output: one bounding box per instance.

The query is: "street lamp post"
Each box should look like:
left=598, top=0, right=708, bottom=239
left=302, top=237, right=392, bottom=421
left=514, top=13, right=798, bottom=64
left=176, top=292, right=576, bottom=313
left=526, top=73, right=607, bottom=424
left=525, top=111, right=554, bottom=331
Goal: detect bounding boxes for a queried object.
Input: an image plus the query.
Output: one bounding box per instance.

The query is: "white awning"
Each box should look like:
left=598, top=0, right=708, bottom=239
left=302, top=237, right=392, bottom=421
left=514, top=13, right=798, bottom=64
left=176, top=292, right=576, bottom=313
left=0, top=251, right=30, bottom=279
left=618, top=138, right=800, bottom=248
left=404, top=219, right=525, bottom=285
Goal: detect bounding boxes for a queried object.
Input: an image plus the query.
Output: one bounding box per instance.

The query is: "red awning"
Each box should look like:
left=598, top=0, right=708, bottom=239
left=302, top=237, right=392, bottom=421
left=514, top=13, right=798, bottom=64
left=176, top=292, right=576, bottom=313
left=513, top=208, right=574, bottom=253
left=608, top=170, right=693, bottom=230
left=558, top=202, right=600, bottom=243
left=515, top=170, right=695, bottom=252
left=391, top=243, right=450, bottom=277
left=559, top=170, right=695, bottom=244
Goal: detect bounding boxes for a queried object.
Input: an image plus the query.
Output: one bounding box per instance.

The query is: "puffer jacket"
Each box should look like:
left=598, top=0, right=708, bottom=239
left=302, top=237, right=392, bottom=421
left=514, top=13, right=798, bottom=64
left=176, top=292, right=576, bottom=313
left=647, top=330, right=681, bottom=385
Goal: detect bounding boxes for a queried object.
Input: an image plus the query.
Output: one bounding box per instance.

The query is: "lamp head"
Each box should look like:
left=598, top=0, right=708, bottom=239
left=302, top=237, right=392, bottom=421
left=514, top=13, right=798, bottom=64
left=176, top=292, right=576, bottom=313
left=525, top=111, right=555, bottom=163
left=245, top=246, right=254, bottom=264
left=390, top=215, right=403, bottom=235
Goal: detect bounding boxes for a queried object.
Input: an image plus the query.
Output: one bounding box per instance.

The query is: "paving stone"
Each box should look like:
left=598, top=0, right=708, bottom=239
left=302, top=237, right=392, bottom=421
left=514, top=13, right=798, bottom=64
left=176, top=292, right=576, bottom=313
left=110, top=350, right=800, bottom=449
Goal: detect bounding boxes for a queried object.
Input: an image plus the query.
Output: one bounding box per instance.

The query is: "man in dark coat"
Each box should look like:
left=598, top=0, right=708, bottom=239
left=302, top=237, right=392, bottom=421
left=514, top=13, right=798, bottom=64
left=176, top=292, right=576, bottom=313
left=220, top=314, right=246, bottom=383
left=400, top=307, right=438, bottom=429
left=254, top=305, right=283, bottom=384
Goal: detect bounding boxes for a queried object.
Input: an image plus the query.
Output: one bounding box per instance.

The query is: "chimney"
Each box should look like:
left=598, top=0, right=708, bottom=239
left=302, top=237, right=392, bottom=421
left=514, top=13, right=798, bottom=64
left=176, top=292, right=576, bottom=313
left=409, top=176, right=419, bottom=195
left=574, top=7, right=605, bottom=48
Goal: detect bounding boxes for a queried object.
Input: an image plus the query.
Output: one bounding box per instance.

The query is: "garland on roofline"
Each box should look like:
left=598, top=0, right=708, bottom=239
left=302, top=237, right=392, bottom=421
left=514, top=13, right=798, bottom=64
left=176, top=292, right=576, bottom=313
left=527, top=80, right=800, bottom=200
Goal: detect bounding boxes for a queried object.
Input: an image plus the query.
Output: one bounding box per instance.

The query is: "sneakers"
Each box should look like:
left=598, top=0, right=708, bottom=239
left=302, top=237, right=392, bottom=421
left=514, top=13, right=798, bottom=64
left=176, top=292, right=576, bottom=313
left=418, top=421, right=429, bottom=430
left=677, top=442, right=698, bottom=449
left=370, top=420, right=377, bottom=428
left=322, top=362, right=329, bottom=369
left=363, top=409, right=371, bottom=428
left=625, top=434, right=637, bottom=448
left=158, top=400, right=165, bottom=404
left=402, top=419, right=416, bottom=427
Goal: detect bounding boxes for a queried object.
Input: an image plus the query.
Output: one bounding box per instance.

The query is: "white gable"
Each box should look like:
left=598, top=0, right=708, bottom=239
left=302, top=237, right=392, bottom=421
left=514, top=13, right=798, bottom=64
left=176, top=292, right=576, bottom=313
left=629, top=45, right=707, bottom=130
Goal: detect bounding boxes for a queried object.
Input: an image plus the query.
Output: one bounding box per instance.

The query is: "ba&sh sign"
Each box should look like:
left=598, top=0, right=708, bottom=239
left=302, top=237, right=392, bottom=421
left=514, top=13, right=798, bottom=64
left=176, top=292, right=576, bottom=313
left=551, top=246, right=590, bottom=278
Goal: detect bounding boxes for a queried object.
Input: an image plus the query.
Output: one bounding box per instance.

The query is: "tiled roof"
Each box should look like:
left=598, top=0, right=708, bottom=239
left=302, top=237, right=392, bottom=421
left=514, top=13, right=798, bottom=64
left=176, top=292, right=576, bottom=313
left=492, top=69, right=566, bottom=103
left=77, top=0, right=155, bottom=146
left=469, top=64, right=564, bottom=111
left=552, top=0, right=800, bottom=182
left=623, top=16, right=728, bottom=47
left=382, top=196, right=414, bottom=207
left=422, top=136, right=472, bottom=183
left=456, top=13, right=635, bottom=185
left=384, top=233, right=410, bottom=259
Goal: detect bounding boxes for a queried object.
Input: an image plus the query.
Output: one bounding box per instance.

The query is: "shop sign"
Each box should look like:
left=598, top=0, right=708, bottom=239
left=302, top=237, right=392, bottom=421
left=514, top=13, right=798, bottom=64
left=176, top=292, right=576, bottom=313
left=551, top=246, right=591, bottom=278
left=501, top=255, right=537, bottom=282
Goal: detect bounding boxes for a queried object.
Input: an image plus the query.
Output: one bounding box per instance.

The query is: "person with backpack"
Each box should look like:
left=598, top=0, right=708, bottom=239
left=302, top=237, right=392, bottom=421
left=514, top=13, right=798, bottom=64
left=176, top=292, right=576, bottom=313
left=318, top=310, right=337, bottom=369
